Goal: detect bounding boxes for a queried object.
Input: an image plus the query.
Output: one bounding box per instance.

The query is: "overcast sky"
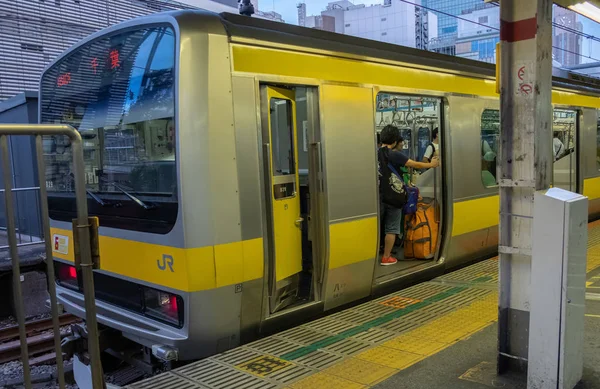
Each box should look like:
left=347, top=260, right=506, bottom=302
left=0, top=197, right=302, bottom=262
left=260, top=0, right=382, bottom=24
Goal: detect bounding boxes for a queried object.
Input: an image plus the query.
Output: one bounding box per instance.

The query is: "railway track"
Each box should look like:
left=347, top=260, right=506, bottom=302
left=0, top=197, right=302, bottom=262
left=0, top=314, right=80, bottom=365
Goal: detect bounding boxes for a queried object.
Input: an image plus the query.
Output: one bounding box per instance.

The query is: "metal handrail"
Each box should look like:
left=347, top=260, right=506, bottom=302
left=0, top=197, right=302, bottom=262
left=0, top=187, right=41, bottom=192
left=0, top=124, right=104, bottom=389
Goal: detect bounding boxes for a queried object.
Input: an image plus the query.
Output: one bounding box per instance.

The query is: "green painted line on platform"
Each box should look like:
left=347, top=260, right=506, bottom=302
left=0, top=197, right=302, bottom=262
left=281, top=276, right=492, bottom=361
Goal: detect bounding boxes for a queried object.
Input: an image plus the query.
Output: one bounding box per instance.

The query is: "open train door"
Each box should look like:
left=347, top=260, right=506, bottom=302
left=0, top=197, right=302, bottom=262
left=260, top=86, right=303, bottom=313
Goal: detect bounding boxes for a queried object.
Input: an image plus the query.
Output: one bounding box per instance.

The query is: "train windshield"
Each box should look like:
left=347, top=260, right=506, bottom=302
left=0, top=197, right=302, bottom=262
left=40, top=25, right=178, bottom=234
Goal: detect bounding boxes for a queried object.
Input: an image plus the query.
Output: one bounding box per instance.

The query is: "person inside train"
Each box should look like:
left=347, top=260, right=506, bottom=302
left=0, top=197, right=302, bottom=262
left=553, top=131, right=566, bottom=161
left=481, top=151, right=497, bottom=187
left=378, top=125, right=439, bottom=266
left=481, top=139, right=497, bottom=180
left=422, top=128, right=440, bottom=163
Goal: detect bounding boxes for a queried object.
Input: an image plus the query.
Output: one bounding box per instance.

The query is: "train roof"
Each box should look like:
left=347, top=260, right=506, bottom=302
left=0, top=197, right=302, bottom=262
left=43, top=10, right=600, bottom=97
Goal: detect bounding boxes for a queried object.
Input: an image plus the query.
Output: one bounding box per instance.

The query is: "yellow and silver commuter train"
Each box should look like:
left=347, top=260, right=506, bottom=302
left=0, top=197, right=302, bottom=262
left=40, top=10, right=600, bottom=362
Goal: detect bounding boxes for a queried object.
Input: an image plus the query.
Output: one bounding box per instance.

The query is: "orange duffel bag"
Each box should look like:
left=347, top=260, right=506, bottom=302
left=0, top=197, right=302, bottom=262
left=404, top=200, right=439, bottom=260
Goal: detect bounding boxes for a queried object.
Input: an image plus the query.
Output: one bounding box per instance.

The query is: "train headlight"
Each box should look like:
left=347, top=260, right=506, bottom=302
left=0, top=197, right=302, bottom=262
left=143, top=288, right=183, bottom=327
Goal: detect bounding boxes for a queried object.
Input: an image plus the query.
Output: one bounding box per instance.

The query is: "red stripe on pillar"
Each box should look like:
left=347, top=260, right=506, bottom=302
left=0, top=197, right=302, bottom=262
left=500, top=17, right=538, bottom=43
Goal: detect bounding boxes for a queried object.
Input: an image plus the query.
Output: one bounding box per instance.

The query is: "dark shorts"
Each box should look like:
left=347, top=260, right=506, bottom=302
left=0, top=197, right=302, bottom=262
left=381, top=202, right=402, bottom=235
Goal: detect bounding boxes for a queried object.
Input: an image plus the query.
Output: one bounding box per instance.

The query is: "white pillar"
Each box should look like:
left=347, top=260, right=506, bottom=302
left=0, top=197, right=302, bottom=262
left=498, top=0, right=553, bottom=373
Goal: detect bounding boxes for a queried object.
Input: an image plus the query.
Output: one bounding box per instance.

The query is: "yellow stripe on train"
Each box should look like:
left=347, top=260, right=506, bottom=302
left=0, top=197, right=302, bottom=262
left=50, top=227, right=264, bottom=292
left=231, top=45, right=600, bottom=109
left=584, top=177, right=600, bottom=201
left=452, top=195, right=499, bottom=237
left=452, top=178, right=600, bottom=237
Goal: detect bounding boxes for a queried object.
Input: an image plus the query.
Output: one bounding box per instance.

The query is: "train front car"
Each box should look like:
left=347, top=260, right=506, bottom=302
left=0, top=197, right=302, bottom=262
left=40, top=12, right=242, bottom=364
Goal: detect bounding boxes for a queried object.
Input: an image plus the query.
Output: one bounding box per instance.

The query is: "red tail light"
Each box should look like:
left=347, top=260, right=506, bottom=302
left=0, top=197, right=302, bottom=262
left=169, top=295, right=178, bottom=313
left=56, top=262, right=78, bottom=290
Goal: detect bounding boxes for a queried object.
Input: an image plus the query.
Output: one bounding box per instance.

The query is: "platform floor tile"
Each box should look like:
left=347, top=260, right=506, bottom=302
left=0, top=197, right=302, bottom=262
left=287, top=372, right=366, bottom=389
left=323, top=358, right=397, bottom=386
left=355, top=346, right=423, bottom=369
left=382, top=335, right=446, bottom=355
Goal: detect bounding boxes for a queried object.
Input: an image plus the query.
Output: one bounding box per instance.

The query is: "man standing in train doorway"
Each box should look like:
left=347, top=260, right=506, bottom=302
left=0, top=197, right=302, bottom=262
left=423, top=128, right=440, bottom=163
left=378, top=125, right=439, bottom=265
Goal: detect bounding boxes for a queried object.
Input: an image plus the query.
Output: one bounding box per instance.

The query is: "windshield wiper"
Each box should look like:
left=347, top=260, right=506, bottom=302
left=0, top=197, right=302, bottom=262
left=112, top=182, right=155, bottom=210
left=69, top=173, right=108, bottom=207
left=86, top=189, right=107, bottom=207
left=99, top=177, right=155, bottom=210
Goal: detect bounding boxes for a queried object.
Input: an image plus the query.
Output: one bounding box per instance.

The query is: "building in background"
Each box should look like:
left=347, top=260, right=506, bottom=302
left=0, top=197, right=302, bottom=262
left=206, top=0, right=284, bottom=21
left=320, top=0, right=365, bottom=34
left=304, top=0, right=437, bottom=50
left=447, top=3, right=593, bottom=69
left=260, top=10, right=284, bottom=22
left=298, top=2, right=335, bottom=31
left=211, top=0, right=258, bottom=12
left=454, top=6, right=499, bottom=63
left=423, top=0, right=483, bottom=37
left=305, top=14, right=336, bottom=31
left=427, top=0, right=493, bottom=56
left=298, top=3, right=307, bottom=27
left=553, top=4, right=583, bottom=67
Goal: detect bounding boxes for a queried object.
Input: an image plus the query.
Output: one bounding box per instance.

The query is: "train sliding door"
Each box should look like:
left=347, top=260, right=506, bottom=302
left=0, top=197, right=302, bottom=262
left=553, top=108, right=578, bottom=192
left=259, top=85, right=324, bottom=315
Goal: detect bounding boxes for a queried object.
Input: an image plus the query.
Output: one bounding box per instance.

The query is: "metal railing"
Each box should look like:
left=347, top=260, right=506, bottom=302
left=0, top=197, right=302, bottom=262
left=0, top=187, right=44, bottom=250
left=0, top=124, right=104, bottom=389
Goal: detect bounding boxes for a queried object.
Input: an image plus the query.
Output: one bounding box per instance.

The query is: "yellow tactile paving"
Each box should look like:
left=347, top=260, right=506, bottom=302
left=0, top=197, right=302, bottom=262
left=382, top=335, right=446, bottom=355
left=356, top=346, right=424, bottom=369
left=409, top=326, right=479, bottom=344
left=288, top=372, right=366, bottom=389
left=324, top=358, right=397, bottom=386
left=587, top=251, right=600, bottom=272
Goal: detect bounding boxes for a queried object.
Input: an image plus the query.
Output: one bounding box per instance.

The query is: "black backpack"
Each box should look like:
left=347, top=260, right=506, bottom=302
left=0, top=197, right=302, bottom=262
left=378, top=147, right=407, bottom=209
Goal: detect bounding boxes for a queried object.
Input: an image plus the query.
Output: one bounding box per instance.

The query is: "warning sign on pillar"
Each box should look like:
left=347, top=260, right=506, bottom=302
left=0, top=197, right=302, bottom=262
left=515, top=62, right=534, bottom=96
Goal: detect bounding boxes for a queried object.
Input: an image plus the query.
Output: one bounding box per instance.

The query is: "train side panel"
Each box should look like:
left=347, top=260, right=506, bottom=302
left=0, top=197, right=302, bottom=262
left=319, top=84, right=379, bottom=310
left=445, top=96, right=499, bottom=268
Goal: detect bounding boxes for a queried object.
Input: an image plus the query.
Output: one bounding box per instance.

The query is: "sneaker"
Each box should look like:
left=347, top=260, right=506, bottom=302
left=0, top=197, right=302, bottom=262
left=380, top=256, right=398, bottom=266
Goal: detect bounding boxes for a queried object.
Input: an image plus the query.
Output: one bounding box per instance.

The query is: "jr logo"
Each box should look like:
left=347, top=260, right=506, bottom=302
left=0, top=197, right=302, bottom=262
left=157, top=254, right=174, bottom=272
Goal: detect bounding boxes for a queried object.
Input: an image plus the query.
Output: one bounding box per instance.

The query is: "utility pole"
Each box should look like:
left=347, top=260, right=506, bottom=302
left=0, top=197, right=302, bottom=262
left=497, top=0, right=553, bottom=373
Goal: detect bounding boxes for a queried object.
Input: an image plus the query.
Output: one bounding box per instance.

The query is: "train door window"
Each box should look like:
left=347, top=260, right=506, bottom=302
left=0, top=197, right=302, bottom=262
left=553, top=109, right=577, bottom=192
left=480, top=109, right=499, bottom=188
left=374, top=92, right=442, bottom=277
left=270, top=99, right=295, bottom=176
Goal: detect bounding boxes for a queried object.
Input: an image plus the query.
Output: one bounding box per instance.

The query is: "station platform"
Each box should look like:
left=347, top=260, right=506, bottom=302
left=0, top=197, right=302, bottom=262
left=127, top=221, right=600, bottom=389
